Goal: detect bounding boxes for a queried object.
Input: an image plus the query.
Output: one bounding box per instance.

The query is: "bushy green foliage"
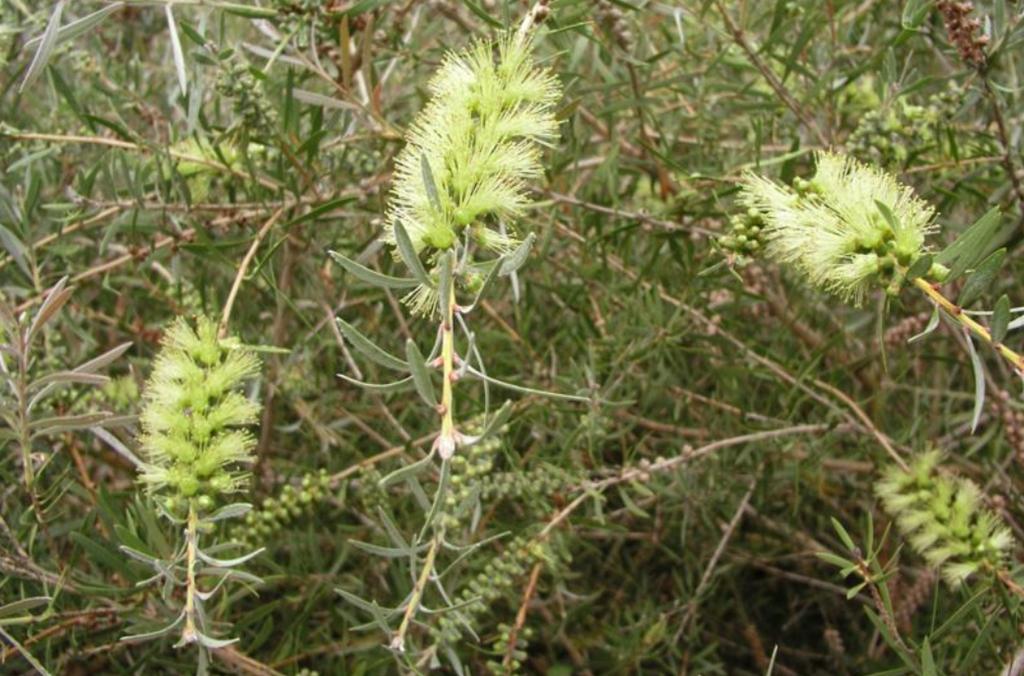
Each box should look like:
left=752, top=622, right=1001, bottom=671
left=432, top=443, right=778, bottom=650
left=5, top=1, right=1024, bottom=674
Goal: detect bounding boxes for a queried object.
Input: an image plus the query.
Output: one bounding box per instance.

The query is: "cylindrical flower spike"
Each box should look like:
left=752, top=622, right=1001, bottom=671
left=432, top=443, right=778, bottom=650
left=876, top=451, right=1012, bottom=587
left=385, top=32, right=561, bottom=315
left=137, top=316, right=260, bottom=515
left=388, top=35, right=560, bottom=254
left=739, top=151, right=938, bottom=305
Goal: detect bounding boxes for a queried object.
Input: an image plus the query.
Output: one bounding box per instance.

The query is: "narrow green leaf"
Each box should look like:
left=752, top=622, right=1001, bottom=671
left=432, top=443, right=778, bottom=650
left=292, top=89, right=359, bottom=111
left=0, top=597, right=50, bottom=619
left=965, top=330, right=985, bottom=434
left=420, top=154, right=442, bottom=213
left=213, top=1, right=279, bottom=17
left=283, top=196, right=357, bottom=229
left=920, top=637, right=938, bottom=676
left=902, top=0, right=932, bottom=29
left=335, top=587, right=402, bottom=618
left=328, top=250, right=418, bottom=289
left=393, top=220, right=431, bottom=286
left=119, top=545, right=160, bottom=566
left=165, top=5, right=187, bottom=96
left=207, top=503, right=252, bottom=523
left=991, top=295, right=1011, bottom=344
left=617, top=485, right=651, bottom=518
left=419, top=459, right=450, bottom=534
left=23, top=2, right=123, bottom=52
left=379, top=453, right=433, bottom=488
left=905, top=254, right=933, bottom=282
left=0, top=626, right=52, bottom=676
left=29, top=371, right=107, bottom=391
left=73, top=341, right=133, bottom=374
left=195, top=547, right=265, bottom=568
left=830, top=517, right=856, bottom=551
left=20, top=0, right=66, bottom=92
left=120, top=614, right=185, bottom=643
left=336, top=318, right=408, bottom=372
left=815, top=551, right=855, bottom=570
left=875, top=200, right=901, bottom=236
left=957, top=248, right=1005, bottom=307
left=0, top=224, right=30, bottom=279
left=931, top=588, right=986, bottom=640
left=499, top=233, right=536, bottom=276
left=456, top=0, right=503, bottom=27
left=472, top=261, right=502, bottom=307
left=465, top=366, right=593, bottom=403
left=908, top=307, right=940, bottom=344
left=937, top=207, right=1002, bottom=280
left=28, top=276, right=70, bottom=344
left=405, top=338, right=437, bottom=408
left=349, top=539, right=426, bottom=558
left=194, top=632, right=238, bottom=650
left=337, top=373, right=413, bottom=393
left=375, top=507, right=411, bottom=552
left=31, top=412, right=117, bottom=435
left=438, top=251, right=454, bottom=315
left=465, top=400, right=513, bottom=446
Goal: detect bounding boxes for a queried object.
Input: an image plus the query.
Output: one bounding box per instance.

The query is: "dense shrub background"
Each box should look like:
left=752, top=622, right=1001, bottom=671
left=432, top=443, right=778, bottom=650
left=2, top=0, right=1024, bottom=673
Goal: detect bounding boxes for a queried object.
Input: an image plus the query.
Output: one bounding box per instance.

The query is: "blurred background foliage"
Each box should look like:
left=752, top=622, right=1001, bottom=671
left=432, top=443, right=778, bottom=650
left=2, top=0, right=1024, bottom=673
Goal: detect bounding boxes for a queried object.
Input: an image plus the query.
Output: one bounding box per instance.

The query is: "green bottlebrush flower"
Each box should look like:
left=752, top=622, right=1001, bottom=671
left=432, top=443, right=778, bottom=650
left=876, top=451, right=1012, bottom=587
left=739, top=151, right=937, bottom=304
left=137, top=316, right=261, bottom=515
left=386, top=32, right=561, bottom=257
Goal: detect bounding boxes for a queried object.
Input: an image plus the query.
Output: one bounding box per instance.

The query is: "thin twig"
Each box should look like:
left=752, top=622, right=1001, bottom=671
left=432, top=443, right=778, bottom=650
left=678, top=474, right=759, bottom=633
left=714, top=1, right=828, bottom=146
left=502, top=562, right=544, bottom=670
left=219, top=205, right=288, bottom=337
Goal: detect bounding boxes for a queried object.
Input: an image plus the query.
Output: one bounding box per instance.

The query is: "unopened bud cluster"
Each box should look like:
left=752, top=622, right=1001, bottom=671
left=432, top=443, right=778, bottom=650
left=477, top=464, right=577, bottom=507
left=434, top=535, right=563, bottom=644
left=353, top=465, right=389, bottom=515
left=848, top=86, right=962, bottom=168
left=272, top=0, right=330, bottom=51
left=216, top=57, right=278, bottom=135
left=443, top=437, right=500, bottom=530
left=876, top=451, right=1012, bottom=586
left=487, top=623, right=534, bottom=674
left=233, top=469, right=331, bottom=549
left=719, top=207, right=766, bottom=259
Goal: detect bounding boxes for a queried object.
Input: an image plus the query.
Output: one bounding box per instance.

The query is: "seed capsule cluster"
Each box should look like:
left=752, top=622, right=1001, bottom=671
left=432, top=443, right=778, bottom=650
left=936, top=1, right=989, bottom=66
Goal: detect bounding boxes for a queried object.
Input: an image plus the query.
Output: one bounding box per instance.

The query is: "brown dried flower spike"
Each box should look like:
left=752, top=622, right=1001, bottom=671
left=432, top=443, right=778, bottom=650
left=936, top=1, right=989, bottom=67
